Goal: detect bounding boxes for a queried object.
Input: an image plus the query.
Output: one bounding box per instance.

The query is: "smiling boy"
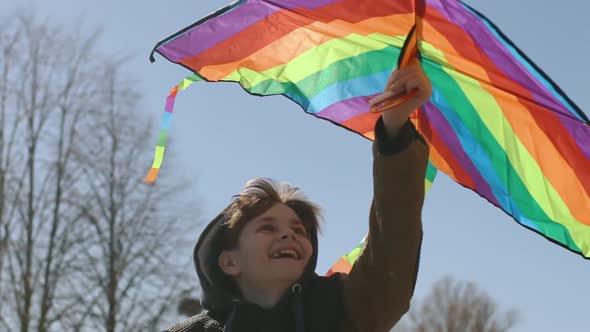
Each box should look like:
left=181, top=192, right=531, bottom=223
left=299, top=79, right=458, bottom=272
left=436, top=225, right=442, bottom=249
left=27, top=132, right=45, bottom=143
left=164, top=60, right=431, bottom=332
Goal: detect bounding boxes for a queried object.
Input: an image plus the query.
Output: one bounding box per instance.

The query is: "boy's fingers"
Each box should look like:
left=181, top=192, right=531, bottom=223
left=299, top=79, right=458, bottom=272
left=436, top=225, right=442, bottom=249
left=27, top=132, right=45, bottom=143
left=369, top=91, right=395, bottom=105
left=385, top=70, right=396, bottom=90
left=405, top=78, right=421, bottom=92
left=388, top=80, right=407, bottom=96
left=370, top=82, right=412, bottom=106
left=389, top=70, right=418, bottom=93
left=406, top=76, right=432, bottom=103
left=374, top=61, right=430, bottom=106
left=386, top=67, right=413, bottom=90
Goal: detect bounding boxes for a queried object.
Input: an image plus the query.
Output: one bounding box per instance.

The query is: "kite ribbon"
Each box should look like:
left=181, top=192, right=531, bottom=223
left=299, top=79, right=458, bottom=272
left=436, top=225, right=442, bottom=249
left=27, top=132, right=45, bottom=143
left=144, top=74, right=203, bottom=183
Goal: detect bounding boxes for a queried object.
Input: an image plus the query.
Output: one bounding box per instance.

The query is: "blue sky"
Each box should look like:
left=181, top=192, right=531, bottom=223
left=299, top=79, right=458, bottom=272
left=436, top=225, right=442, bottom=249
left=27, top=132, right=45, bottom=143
left=3, top=1, right=588, bottom=330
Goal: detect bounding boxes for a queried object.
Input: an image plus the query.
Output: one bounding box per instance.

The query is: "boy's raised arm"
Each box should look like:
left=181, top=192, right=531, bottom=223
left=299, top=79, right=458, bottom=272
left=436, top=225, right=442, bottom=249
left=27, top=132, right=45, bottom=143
left=341, top=116, right=429, bottom=332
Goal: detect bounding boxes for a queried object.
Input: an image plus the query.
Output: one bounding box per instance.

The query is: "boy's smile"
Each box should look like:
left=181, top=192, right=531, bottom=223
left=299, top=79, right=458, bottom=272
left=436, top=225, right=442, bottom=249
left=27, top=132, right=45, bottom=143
left=270, top=247, right=301, bottom=260
left=219, top=203, right=313, bottom=289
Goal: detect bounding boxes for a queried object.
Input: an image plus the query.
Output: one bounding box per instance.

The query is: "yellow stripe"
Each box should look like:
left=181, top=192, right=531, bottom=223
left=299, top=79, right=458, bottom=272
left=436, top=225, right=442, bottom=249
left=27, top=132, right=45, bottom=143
left=199, top=13, right=414, bottom=81
left=151, top=146, right=165, bottom=169
left=420, top=31, right=589, bottom=253
left=223, top=32, right=406, bottom=88
left=422, top=24, right=590, bottom=235
left=425, top=179, right=433, bottom=193
left=443, top=69, right=589, bottom=253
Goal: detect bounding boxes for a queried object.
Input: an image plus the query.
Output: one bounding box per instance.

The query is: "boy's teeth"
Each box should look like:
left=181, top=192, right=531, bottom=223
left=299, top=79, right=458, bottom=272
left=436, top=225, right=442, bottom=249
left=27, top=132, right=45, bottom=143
left=272, top=249, right=299, bottom=259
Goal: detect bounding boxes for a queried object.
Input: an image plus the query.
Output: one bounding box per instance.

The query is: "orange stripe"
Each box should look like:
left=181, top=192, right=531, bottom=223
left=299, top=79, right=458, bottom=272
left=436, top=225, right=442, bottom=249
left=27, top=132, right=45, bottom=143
left=421, top=20, right=491, bottom=87
left=424, top=12, right=590, bottom=223
left=423, top=5, right=535, bottom=101
left=363, top=122, right=454, bottom=182
left=363, top=131, right=375, bottom=140
left=422, top=9, right=590, bottom=224
left=421, top=110, right=476, bottom=189
left=486, top=87, right=590, bottom=225
left=143, top=168, right=159, bottom=183
left=341, top=111, right=381, bottom=134
left=329, top=257, right=352, bottom=274
left=352, top=111, right=456, bottom=182
left=198, top=4, right=505, bottom=84
left=198, top=14, right=414, bottom=81
left=413, top=115, right=456, bottom=179
left=521, top=97, right=590, bottom=198
left=182, top=0, right=414, bottom=75
left=428, top=140, right=454, bottom=179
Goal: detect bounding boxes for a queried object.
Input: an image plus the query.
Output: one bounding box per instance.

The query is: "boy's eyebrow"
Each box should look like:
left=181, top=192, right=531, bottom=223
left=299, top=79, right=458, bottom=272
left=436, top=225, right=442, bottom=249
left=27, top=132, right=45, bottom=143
left=256, top=216, right=305, bottom=226
left=256, top=216, right=277, bottom=223
left=289, top=218, right=305, bottom=227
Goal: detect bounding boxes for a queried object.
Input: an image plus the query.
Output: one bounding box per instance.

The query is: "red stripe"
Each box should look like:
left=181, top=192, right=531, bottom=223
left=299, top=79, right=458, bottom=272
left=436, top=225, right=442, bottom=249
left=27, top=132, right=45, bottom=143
left=343, top=105, right=476, bottom=193
left=424, top=5, right=534, bottom=102
left=521, top=98, right=590, bottom=197
left=426, top=3, right=590, bottom=196
left=418, top=109, right=476, bottom=189
left=424, top=6, right=590, bottom=195
left=181, top=0, right=414, bottom=71
left=341, top=110, right=381, bottom=134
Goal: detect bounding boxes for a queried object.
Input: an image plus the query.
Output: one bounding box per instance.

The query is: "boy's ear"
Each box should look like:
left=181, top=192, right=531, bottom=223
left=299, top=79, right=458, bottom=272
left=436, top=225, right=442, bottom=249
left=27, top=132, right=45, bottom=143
left=218, top=250, right=240, bottom=277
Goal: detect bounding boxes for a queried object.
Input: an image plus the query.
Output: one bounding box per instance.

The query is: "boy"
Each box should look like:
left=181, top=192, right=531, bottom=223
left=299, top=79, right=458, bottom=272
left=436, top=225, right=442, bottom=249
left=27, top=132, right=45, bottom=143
left=165, top=60, right=431, bottom=332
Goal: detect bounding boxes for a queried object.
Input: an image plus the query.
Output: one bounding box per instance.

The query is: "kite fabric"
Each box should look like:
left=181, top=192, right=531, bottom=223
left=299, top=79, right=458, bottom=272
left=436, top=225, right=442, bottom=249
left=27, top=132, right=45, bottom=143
left=146, top=0, right=590, bottom=263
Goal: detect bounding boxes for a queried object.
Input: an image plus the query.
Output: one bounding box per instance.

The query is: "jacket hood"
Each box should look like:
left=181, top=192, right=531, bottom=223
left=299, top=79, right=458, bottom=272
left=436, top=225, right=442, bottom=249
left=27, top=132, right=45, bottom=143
left=193, top=208, right=319, bottom=315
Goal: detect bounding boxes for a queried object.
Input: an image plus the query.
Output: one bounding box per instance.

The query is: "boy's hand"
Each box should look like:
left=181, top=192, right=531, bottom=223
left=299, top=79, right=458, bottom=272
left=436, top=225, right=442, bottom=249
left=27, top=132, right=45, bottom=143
left=369, top=59, right=432, bottom=138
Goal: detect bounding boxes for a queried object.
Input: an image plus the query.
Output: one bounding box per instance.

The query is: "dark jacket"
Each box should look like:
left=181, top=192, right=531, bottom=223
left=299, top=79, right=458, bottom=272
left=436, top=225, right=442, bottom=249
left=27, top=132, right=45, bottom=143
left=164, top=117, right=429, bottom=332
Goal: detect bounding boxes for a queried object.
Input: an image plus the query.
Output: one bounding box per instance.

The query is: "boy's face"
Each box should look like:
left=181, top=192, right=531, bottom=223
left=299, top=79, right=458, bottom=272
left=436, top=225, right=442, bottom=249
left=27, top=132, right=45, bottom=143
left=219, top=203, right=313, bottom=288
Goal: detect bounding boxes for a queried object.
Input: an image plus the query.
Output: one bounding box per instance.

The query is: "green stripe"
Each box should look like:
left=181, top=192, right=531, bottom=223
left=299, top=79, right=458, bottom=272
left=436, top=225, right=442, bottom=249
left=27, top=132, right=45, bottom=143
left=224, top=32, right=406, bottom=87
left=426, top=162, right=437, bottom=182
left=245, top=46, right=401, bottom=99
left=424, top=60, right=581, bottom=253
left=345, top=241, right=365, bottom=265
left=179, top=74, right=203, bottom=89
left=157, top=130, right=168, bottom=147
left=221, top=36, right=440, bottom=101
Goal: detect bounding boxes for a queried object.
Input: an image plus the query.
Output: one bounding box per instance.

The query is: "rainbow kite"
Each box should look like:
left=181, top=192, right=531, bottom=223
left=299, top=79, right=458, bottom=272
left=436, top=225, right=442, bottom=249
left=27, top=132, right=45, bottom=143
left=146, top=0, right=590, bottom=263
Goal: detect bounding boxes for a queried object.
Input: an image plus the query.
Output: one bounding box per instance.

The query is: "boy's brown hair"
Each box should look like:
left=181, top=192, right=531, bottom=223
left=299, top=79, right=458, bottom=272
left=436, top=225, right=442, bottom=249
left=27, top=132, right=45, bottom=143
left=221, top=178, right=322, bottom=250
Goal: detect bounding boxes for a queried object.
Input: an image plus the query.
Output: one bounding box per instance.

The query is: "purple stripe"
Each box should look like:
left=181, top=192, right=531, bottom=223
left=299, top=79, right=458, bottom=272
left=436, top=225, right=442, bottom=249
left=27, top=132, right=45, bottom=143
left=267, top=0, right=341, bottom=9
left=557, top=112, right=590, bottom=160
left=426, top=0, right=590, bottom=161
left=158, top=0, right=339, bottom=62
left=316, top=94, right=376, bottom=123
left=426, top=0, right=571, bottom=117
left=165, top=95, right=175, bottom=113
left=423, top=102, right=500, bottom=207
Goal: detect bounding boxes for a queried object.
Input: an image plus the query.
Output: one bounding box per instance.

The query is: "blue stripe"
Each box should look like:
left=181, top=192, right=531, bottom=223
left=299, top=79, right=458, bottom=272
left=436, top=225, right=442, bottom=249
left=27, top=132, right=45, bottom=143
left=306, top=70, right=390, bottom=114
left=431, top=87, right=540, bottom=231
left=284, top=89, right=311, bottom=111
left=461, top=3, right=583, bottom=122
left=162, top=111, right=172, bottom=130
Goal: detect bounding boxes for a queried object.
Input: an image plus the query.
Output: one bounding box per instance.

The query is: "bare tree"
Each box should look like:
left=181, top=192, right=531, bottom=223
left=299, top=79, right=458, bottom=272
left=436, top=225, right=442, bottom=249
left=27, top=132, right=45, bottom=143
left=392, top=276, right=520, bottom=332
left=3, top=15, right=66, bottom=332
left=0, top=12, right=104, bottom=332
left=0, top=16, right=26, bottom=331
left=0, top=12, right=199, bottom=332
left=68, top=62, right=196, bottom=332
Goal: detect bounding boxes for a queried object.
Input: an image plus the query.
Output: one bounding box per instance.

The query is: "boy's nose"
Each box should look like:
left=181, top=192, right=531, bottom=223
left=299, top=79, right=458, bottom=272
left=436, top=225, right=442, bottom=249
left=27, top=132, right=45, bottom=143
left=281, top=230, right=296, bottom=240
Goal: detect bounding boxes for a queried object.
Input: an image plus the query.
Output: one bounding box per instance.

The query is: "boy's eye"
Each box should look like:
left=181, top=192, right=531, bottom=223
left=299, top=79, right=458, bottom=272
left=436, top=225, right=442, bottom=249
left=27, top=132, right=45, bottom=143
left=258, top=224, right=275, bottom=232
left=294, top=227, right=308, bottom=237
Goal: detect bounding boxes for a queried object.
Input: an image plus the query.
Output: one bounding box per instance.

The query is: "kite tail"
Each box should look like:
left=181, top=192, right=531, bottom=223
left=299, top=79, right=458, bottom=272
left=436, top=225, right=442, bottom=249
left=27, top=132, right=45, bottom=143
left=144, top=74, right=203, bottom=183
